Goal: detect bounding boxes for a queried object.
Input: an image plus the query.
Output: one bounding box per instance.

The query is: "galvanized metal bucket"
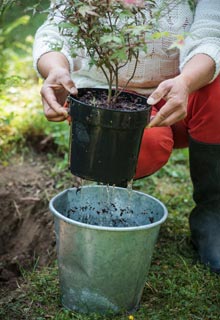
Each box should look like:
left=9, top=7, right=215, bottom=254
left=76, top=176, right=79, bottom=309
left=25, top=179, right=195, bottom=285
left=49, top=185, right=168, bottom=314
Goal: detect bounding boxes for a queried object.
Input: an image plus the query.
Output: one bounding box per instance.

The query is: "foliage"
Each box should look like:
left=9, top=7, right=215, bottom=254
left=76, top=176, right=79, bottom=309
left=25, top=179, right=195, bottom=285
left=0, top=0, right=15, bottom=15
left=0, top=0, right=47, bottom=16
left=0, top=0, right=49, bottom=92
left=53, top=0, right=185, bottom=104
left=0, top=0, right=64, bottom=162
left=0, top=16, right=31, bottom=93
left=187, top=0, right=196, bottom=11
left=0, top=85, right=69, bottom=162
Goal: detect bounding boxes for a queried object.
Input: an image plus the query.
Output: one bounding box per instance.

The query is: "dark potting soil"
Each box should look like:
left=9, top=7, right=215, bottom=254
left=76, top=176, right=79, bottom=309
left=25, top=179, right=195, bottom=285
left=77, top=90, right=148, bottom=111
left=66, top=202, right=155, bottom=228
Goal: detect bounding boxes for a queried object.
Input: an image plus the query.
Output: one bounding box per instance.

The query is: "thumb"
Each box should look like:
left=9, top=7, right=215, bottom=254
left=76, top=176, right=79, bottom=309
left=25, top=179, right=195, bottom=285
left=69, top=86, right=78, bottom=95
left=61, top=76, right=78, bottom=95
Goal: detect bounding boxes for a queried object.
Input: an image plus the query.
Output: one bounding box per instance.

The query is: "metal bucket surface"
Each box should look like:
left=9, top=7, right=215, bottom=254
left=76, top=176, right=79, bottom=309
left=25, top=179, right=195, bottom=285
left=50, top=185, right=168, bottom=314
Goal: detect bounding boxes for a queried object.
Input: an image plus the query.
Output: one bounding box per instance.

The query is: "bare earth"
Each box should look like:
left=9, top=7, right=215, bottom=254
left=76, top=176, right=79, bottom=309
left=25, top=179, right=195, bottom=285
left=0, top=154, right=78, bottom=297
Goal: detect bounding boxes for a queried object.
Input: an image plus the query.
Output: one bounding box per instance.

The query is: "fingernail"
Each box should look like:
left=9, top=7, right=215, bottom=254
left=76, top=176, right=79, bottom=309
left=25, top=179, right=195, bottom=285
left=147, top=97, right=155, bottom=105
left=63, top=110, right=68, bottom=118
left=70, top=87, right=77, bottom=95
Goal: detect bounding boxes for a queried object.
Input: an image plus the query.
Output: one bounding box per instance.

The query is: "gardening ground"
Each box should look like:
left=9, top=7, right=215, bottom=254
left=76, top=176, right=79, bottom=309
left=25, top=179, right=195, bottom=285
left=1, top=2, right=220, bottom=318
left=0, top=148, right=81, bottom=292
left=1, top=147, right=220, bottom=319
left=0, top=153, right=55, bottom=291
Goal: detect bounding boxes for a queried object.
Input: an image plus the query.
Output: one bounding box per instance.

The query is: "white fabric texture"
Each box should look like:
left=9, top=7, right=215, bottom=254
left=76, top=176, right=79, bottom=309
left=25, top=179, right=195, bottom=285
left=33, top=0, right=220, bottom=93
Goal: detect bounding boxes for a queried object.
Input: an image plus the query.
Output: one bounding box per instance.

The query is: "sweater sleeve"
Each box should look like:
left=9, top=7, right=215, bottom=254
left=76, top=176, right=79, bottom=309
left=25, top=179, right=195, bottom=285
left=179, top=0, right=220, bottom=81
left=33, top=1, right=74, bottom=76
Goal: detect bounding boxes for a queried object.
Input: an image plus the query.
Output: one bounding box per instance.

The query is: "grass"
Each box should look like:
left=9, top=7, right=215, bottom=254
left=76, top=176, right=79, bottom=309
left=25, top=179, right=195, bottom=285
left=1, top=143, right=220, bottom=319
left=1, top=3, right=220, bottom=320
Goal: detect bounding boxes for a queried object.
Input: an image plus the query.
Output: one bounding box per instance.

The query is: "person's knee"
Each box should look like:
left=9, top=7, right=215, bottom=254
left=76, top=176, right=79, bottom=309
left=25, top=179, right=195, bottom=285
left=187, top=76, right=220, bottom=143
left=134, top=126, right=174, bottom=179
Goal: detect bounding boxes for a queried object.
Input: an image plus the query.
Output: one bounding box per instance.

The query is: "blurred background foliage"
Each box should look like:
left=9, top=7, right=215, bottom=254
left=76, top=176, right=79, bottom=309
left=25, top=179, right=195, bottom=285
left=0, top=0, right=70, bottom=163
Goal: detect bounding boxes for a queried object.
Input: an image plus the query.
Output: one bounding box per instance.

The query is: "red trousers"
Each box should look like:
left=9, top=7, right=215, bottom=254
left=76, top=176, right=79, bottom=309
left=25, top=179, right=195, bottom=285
left=135, top=76, right=220, bottom=179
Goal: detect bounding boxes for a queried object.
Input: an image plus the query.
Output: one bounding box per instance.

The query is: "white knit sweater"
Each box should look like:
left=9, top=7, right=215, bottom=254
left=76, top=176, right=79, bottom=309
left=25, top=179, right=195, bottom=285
left=33, top=0, right=220, bottom=94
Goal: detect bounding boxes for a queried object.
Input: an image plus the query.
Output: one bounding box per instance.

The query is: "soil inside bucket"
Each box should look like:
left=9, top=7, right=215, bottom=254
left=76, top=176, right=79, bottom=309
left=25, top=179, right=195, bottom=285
left=64, top=187, right=156, bottom=228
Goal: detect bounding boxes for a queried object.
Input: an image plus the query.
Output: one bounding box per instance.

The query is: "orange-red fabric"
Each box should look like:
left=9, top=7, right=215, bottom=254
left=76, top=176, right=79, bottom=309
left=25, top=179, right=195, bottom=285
left=134, top=76, right=220, bottom=179
left=185, top=76, right=220, bottom=144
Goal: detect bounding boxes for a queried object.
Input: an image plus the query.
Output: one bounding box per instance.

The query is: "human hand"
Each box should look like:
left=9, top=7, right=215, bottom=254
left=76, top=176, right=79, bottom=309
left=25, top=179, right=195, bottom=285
left=147, top=75, right=190, bottom=127
left=40, top=67, right=78, bottom=122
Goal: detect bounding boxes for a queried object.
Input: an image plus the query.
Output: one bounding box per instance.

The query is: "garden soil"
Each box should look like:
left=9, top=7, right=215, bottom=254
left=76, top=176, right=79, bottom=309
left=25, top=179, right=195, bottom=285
left=0, top=154, right=79, bottom=298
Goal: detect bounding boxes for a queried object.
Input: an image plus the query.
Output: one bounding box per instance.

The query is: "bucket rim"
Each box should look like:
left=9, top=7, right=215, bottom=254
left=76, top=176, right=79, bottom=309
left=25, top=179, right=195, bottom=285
left=49, top=185, right=168, bottom=232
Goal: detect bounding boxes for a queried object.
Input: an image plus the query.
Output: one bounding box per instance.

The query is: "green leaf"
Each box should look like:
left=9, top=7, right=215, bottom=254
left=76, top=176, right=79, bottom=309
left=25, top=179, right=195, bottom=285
left=99, top=34, right=123, bottom=45
left=3, top=15, right=30, bottom=35
left=110, top=48, right=127, bottom=61
left=78, top=5, right=98, bottom=17
left=58, top=22, right=77, bottom=30
left=152, top=31, right=170, bottom=39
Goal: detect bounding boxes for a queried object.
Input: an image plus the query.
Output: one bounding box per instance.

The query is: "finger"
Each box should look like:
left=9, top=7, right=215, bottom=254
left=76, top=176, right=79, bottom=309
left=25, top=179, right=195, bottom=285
left=44, top=114, right=67, bottom=122
left=42, top=97, right=68, bottom=119
left=150, top=112, right=185, bottom=127
left=149, top=99, right=174, bottom=127
left=148, top=101, right=186, bottom=127
left=147, top=110, right=168, bottom=127
left=41, top=86, right=69, bottom=117
left=44, top=107, right=68, bottom=122
left=60, top=75, right=78, bottom=95
left=147, top=81, right=171, bottom=105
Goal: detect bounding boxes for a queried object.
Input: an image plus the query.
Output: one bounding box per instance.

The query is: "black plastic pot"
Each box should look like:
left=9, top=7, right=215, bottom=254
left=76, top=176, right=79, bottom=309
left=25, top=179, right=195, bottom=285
left=68, top=88, right=151, bottom=185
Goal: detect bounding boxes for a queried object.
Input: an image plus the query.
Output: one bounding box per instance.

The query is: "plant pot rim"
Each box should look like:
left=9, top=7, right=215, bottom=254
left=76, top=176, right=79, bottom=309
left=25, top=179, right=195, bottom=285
left=49, top=185, right=168, bottom=232
left=68, top=88, right=151, bottom=114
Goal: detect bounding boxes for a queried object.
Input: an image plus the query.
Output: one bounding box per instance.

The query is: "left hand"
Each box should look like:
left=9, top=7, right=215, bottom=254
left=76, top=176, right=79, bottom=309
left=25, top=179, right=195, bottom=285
left=147, top=75, right=190, bottom=127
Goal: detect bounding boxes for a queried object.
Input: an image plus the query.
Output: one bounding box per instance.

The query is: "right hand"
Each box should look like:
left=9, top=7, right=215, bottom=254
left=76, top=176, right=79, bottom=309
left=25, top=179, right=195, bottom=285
left=40, top=67, right=78, bottom=122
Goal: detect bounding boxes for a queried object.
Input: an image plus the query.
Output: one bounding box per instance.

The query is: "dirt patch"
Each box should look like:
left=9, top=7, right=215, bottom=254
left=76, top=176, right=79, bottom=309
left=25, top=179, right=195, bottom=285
left=0, top=154, right=79, bottom=296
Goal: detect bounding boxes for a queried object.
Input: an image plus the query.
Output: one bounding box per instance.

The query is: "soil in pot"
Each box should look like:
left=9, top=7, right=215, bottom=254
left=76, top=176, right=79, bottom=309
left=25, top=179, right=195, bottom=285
left=76, top=89, right=148, bottom=111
